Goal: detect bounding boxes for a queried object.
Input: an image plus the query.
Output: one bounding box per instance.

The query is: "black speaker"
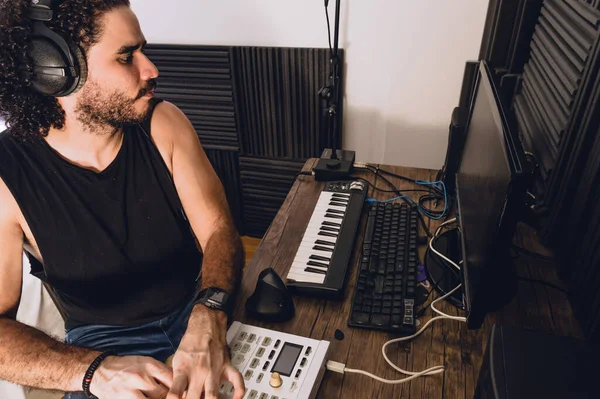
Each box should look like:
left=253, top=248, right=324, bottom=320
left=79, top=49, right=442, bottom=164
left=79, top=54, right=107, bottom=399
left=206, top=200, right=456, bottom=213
left=459, top=61, right=480, bottom=110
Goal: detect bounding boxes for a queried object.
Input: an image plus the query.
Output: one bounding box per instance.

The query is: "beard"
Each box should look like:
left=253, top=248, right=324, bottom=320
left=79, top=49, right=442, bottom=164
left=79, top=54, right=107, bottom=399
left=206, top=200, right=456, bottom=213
left=74, top=79, right=156, bottom=134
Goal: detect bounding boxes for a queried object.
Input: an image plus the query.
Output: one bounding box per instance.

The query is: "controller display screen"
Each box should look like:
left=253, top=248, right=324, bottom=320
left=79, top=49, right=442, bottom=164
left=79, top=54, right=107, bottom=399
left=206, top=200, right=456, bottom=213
left=272, top=342, right=303, bottom=377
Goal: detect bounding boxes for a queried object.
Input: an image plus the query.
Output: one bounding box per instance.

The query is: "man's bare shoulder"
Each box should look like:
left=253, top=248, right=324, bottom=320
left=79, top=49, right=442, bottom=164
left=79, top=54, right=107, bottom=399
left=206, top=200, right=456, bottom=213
left=150, top=100, right=196, bottom=142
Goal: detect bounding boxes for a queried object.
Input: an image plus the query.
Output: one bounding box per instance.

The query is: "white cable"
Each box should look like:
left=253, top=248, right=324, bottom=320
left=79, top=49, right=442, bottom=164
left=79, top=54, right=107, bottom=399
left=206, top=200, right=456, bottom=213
left=428, top=218, right=461, bottom=271
left=381, top=283, right=466, bottom=374
left=430, top=287, right=467, bottom=322
left=343, top=366, right=439, bottom=384
left=326, top=284, right=467, bottom=385
left=325, top=218, right=467, bottom=385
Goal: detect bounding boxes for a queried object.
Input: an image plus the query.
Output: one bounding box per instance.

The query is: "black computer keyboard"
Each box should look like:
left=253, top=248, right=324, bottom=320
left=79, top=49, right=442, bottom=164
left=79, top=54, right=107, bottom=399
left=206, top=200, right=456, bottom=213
left=348, top=202, right=419, bottom=335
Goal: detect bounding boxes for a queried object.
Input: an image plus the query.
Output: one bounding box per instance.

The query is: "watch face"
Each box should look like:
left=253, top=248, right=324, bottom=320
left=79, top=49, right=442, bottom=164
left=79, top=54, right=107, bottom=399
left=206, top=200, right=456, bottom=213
left=210, top=290, right=227, bottom=302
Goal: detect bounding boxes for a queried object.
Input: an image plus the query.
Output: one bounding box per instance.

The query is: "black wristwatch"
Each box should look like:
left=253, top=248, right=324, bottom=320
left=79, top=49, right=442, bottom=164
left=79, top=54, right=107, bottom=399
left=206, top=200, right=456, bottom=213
left=194, top=287, right=232, bottom=314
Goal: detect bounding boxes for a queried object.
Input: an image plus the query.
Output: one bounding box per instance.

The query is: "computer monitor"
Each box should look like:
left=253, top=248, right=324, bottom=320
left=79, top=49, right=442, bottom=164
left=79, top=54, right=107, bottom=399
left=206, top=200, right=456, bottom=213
left=455, top=61, right=531, bottom=329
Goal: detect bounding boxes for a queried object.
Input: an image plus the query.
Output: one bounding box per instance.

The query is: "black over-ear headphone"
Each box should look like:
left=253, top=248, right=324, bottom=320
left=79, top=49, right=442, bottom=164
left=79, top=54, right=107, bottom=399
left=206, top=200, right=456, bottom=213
left=26, top=0, right=87, bottom=97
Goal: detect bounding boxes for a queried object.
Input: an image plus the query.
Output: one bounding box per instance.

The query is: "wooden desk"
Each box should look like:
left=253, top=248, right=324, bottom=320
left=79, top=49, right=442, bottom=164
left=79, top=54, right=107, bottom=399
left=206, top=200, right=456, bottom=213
left=232, top=159, right=582, bottom=399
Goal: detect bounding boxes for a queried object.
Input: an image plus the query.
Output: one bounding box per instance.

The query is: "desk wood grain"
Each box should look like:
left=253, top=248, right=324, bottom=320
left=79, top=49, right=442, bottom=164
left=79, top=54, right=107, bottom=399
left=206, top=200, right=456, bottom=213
left=232, top=159, right=582, bottom=399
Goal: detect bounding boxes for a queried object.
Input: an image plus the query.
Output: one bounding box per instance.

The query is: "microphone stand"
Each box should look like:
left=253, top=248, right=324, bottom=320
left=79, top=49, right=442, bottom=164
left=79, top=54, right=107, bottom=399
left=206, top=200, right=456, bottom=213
left=313, top=0, right=355, bottom=181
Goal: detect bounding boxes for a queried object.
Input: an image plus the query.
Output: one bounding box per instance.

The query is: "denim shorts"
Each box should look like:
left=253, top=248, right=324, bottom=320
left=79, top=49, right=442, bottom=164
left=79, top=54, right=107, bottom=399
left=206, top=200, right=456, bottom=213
left=63, top=297, right=195, bottom=399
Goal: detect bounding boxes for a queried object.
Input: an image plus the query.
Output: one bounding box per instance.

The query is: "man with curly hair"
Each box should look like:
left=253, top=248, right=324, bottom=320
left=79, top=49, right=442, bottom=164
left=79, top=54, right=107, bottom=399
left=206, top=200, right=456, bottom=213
left=0, top=1, right=245, bottom=399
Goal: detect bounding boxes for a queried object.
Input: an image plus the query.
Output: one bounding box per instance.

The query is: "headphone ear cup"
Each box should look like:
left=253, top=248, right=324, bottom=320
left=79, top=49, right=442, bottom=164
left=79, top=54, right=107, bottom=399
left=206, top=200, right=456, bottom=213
left=27, top=21, right=86, bottom=97
left=28, top=35, right=73, bottom=96
left=64, top=42, right=87, bottom=95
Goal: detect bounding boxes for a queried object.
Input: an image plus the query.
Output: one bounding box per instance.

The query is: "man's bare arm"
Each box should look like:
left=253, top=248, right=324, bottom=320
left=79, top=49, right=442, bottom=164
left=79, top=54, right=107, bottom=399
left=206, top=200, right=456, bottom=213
left=0, top=178, right=99, bottom=391
left=0, top=319, right=101, bottom=391
left=151, top=102, right=245, bottom=399
left=151, top=101, right=244, bottom=295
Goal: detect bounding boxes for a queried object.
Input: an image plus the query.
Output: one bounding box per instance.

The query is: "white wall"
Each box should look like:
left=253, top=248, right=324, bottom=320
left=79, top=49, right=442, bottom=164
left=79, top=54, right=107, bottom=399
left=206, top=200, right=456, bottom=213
left=130, top=0, right=488, bottom=169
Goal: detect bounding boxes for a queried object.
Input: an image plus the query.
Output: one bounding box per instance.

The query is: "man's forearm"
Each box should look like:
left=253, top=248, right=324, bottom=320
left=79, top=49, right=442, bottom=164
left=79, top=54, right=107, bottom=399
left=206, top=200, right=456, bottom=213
left=197, top=222, right=244, bottom=293
left=0, top=317, right=100, bottom=392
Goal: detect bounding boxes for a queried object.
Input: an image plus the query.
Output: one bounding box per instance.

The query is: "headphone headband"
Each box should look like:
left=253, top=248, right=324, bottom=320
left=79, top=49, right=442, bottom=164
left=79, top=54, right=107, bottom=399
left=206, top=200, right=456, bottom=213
left=27, top=0, right=55, bottom=21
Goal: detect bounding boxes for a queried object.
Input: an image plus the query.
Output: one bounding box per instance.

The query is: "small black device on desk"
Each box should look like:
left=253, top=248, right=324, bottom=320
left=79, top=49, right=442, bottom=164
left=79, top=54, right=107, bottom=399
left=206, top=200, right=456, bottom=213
left=246, top=268, right=295, bottom=322
left=348, top=202, right=420, bottom=335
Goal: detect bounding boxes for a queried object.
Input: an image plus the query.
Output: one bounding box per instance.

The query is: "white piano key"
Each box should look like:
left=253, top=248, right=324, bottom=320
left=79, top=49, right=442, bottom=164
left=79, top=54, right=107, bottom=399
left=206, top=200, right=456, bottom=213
left=294, top=248, right=334, bottom=260
left=297, top=232, right=339, bottom=242
left=289, top=266, right=328, bottom=278
left=286, top=271, right=325, bottom=284
left=293, top=254, right=330, bottom=267
left=290, top=264, right=328, bottom=274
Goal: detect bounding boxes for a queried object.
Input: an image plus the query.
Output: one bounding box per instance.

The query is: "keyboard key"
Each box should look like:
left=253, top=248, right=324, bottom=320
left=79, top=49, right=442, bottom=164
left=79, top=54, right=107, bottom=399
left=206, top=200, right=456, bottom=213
left=351, top=311, right=370, bottom=325
left=375, top=276, right=384, bottom=294
left=371, top=314, right=390, bottom=327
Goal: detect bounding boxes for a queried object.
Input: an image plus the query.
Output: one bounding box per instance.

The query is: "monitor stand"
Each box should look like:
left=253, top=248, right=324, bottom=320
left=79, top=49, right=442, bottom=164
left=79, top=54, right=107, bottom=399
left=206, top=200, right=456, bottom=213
left=424, top=228, right=464, bottom=308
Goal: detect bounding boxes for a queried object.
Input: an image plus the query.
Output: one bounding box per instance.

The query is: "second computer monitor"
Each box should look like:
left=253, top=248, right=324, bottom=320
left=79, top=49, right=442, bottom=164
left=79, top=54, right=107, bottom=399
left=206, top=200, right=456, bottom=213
left=456, top=61, right=531, bottom=329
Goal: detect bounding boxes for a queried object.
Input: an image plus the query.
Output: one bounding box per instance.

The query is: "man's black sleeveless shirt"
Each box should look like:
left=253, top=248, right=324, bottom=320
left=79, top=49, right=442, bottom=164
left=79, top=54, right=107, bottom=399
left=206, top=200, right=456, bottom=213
left=0, top=104, right=202, bottom=329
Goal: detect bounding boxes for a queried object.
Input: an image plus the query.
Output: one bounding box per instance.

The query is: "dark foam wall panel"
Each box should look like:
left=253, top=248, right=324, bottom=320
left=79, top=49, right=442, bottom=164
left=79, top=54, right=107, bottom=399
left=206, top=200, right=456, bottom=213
left=232, top=47, right=342, bottom=159
left=144, top=45, right=239, bottom=150
left=239, top=157, right=306, bottom=237
left=508, top=0, right=600, bottom=341
left=513, top=0, right=599, bottom=181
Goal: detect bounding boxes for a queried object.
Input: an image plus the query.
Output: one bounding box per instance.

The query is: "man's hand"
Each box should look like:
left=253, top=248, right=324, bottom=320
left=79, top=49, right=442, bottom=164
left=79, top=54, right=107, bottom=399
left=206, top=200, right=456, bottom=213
left=90, top=355, right=173, bottom=399
left=167, top=306, right=245, bottom=399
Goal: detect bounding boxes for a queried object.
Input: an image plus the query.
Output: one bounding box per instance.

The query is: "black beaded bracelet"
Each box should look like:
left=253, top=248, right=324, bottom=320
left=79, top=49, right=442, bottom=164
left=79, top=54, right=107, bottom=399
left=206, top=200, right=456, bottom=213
left=82, top=350, right=114, bottom=398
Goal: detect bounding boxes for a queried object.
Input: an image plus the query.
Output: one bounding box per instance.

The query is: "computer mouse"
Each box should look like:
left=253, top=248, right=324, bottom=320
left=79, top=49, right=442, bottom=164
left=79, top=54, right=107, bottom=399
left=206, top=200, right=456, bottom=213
left=245, top=268, right=295, bottom=322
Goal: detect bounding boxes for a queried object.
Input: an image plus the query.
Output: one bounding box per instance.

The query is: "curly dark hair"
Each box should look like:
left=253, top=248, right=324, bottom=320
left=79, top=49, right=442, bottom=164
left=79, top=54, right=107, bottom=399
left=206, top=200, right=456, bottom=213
left=0, top=0, right=131, bottom=140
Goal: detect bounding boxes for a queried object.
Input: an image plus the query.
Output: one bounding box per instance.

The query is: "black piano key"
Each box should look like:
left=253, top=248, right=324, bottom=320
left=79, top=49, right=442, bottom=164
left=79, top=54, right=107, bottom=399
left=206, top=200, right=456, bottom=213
left=320, top=226, right=340, bottom=232
left=318, top=231, right=338, bottom=238
left=305, top=267, right=328, bottom=275
left=315, top=239, right=335, bottom=246
left=322, top=221, right=342, bottom=227
left=307, top=260, right=329, bottom=268
left=326, top=208, right=345, bottom=214
left=325, top=213, right=344, bottom=219
left=310, top=254, right=331, bottom=262
left=313, top=245, right=334, bottom=252
left=329, top=201, right=348, bottom=207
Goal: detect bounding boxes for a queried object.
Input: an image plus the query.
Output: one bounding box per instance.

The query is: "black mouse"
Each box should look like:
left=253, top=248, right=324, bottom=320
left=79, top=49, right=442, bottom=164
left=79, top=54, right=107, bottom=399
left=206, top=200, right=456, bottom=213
left=245, top=268, right=295, bottom=322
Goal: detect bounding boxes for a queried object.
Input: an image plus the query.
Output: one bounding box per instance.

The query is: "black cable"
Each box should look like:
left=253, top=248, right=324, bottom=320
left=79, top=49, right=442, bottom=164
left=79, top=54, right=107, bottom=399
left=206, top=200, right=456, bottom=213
left=293, top=171, right=313, bottom=182
left=511, top=244, right=555, bottom=261
left=415, top=287, right=436, bottom=318
left=418, top=193, right=445, bottom=218
left=353, top=176, right=432, bottom=195
left=357, top=165, right=446, bottom=218
left=518, top=277, right=571, bottom=297
left=324, top=1, right=334, bottom=57
left=374, top=167, right=417, bottom=184
left=369, top=169, right=433, bottom=237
